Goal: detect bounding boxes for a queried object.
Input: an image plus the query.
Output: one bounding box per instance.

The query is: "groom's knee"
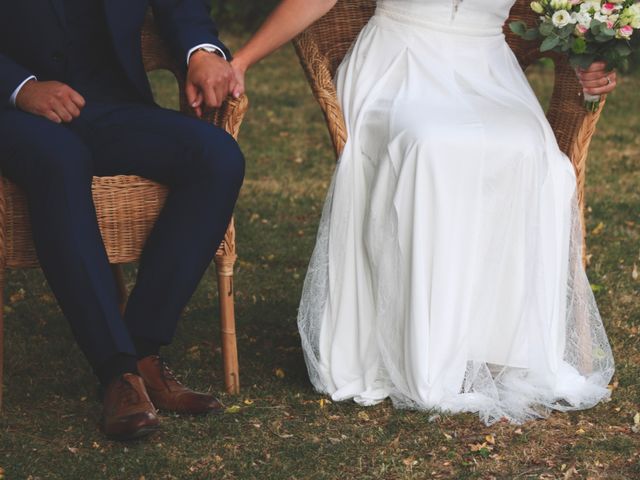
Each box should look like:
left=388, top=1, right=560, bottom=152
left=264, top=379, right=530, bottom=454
left=187, top=123, right=245, bottom=191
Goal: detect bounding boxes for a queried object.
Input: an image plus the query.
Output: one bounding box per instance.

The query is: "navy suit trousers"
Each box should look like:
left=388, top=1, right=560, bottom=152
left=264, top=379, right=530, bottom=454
left=0, top=102, right=244, bottom=373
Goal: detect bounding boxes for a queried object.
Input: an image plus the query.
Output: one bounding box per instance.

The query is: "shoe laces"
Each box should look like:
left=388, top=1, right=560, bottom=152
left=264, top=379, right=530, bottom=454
left=156, top=357, right=184, bottom=388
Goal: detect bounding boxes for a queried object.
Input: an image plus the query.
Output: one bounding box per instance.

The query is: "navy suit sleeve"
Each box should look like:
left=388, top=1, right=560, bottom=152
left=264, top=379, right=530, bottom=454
left=0, top=53, right=34, bottom=104
left=150, top=0, right=230, bottom=65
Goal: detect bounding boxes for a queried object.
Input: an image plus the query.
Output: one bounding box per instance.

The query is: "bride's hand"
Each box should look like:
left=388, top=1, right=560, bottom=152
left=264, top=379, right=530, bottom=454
left=575, top=61, right=617, bottom=96
left=230, top=59, right=247, bottom=99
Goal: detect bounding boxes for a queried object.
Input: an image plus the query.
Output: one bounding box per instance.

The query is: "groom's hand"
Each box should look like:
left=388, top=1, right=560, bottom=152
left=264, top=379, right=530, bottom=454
left=186, top=50, right=236, bottom=117
left=15, top=80, right=85, bottom=123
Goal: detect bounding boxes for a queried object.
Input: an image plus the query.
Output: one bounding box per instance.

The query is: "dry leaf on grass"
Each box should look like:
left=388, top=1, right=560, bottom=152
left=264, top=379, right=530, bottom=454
left=591, top=222, right=605, bottom=235
left=357, top=411, right=370, bottom=421
left=632, top=412, right=640, bottom=433
left=402, top=457, right=418, bottom=467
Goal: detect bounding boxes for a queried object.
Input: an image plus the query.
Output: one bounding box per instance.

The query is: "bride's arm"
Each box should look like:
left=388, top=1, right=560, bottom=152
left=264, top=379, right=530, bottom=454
left=230, top=0, right=338, bottom=96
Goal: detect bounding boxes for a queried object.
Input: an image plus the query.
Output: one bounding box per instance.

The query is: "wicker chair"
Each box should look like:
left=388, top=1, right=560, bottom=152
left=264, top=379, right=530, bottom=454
left=0, top=12, right=247, bottom=408
left=293, top=0, right=605, bottom=253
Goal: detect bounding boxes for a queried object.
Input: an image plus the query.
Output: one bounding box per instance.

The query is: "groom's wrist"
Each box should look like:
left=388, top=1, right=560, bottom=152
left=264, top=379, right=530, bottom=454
left=187, top=44, right=226, bottom=66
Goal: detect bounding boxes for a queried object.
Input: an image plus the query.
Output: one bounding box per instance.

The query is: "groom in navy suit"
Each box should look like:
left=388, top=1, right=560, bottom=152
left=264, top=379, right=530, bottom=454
left=0, top=0, right=244, bottom=439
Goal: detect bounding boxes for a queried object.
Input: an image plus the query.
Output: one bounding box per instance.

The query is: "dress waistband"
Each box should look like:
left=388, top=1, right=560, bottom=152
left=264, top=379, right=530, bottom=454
left=374, top=3, right=504, bottom=38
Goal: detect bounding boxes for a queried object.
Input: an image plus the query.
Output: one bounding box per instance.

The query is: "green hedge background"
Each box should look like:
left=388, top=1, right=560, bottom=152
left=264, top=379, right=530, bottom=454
left=211, top=0, right=279, bottom=30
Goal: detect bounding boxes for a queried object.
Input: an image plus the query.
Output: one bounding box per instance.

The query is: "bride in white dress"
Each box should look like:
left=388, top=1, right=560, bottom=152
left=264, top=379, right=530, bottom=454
left=231, top=0, right=617, bottom=425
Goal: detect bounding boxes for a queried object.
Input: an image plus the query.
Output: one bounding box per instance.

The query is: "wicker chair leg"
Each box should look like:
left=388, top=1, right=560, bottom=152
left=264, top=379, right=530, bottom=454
left=0, top=272, right=4, bottom=410
left=214, top=220, right=239, bottom=394
left=111, top=264, right=128, bottom=315
left=216, top=264, right=239, bottom=394
left=0, top=178, right=5, bottom=410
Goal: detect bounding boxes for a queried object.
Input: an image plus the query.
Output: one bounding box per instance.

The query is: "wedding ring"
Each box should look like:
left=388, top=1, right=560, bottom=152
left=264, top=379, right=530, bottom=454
left=605, top=76, right=611, bottom=85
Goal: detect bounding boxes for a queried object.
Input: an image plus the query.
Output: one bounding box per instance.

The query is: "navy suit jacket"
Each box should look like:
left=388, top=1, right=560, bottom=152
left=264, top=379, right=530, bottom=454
left=0, top=0, right=229, bottom=103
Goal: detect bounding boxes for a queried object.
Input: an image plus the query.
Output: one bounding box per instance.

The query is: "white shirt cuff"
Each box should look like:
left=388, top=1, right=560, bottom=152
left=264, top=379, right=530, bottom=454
left=187, top=44, right=226, bottom=65
left=10, top=75, right=37, bottom=107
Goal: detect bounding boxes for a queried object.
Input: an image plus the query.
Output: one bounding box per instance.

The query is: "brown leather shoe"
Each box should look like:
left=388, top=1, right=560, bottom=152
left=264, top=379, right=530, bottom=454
left=137, top=356, right=224, bottom=415
left=101, top=373, right=160, bottom=440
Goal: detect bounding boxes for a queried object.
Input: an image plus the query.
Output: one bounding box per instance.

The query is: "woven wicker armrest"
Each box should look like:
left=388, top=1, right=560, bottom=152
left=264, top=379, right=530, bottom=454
left=294, top=32, right=347, bottom=157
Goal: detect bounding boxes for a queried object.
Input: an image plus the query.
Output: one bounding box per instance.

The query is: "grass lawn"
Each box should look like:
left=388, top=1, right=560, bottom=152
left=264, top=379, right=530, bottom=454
left=0, top=33, right=639, bottom=479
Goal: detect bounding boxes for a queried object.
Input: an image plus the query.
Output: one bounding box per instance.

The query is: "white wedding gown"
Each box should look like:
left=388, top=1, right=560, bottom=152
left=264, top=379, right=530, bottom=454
left=298, top=0, right=615, bottom=425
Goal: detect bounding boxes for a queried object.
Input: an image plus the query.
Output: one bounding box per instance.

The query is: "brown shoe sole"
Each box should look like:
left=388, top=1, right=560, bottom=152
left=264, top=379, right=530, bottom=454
left=153, top=403, right=225, bottom=415
left=103, top=423, right=160, bottom=441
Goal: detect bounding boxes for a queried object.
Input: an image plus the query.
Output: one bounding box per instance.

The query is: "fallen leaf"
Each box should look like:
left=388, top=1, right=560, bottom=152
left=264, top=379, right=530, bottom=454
left=632, top=264, right=638, bottom=281
left=563, top=466, right=579, bottom=480
left=469, top=442, right=487, bottom=452
left=243, top=399, right=254, bottom=405
left=402, top=457, right=418, bottom=467
left=274, top=368, right=285, bottom=379
left=485, top=434, right=496, bottom=445
left=357, top=411, right=370, bottom=421
left=591, top=222, right=605, bottom=235
left=225, top=405, right=242, bottom=414
left=9, top=288, right=25, bottom=304
left=67, top=446, right=79, bottom=454
left=632, top=412, right=640, bottom=433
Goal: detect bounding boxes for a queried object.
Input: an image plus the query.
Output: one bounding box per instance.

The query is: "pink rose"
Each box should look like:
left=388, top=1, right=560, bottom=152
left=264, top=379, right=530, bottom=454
left=618, top=25, right=634, bottom=38
left=576, top=24, right=589, bottom=35
left=601, top=3, right=616, bottom=15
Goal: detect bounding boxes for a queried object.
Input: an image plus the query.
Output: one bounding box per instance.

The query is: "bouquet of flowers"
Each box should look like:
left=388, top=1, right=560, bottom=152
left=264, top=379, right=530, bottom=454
left=510, top=0, right=640, bottom=111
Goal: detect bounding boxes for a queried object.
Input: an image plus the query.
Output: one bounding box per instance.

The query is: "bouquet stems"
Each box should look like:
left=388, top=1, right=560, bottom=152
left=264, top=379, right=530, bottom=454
left=583, top=92, right=601, bottom=113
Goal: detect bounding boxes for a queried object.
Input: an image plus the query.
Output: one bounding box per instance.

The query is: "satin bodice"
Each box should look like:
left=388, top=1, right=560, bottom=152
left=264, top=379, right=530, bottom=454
left=376, top=0, right=517, bottom=32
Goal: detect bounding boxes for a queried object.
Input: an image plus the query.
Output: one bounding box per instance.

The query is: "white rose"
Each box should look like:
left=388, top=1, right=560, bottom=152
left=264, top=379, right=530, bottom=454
left=552, top=9, right=572, bottom=27
left=580, top=1, right=601, bottom=14
left=572, top=11, right=593, bottom=28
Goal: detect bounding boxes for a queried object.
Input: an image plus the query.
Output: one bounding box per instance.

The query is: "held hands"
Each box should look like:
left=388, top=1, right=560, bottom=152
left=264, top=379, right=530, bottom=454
left=15, top=80, right=85, bottom=123
left=186, top=49, right=238, bottom=117
left=575, top=61, right=617, bottom=97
